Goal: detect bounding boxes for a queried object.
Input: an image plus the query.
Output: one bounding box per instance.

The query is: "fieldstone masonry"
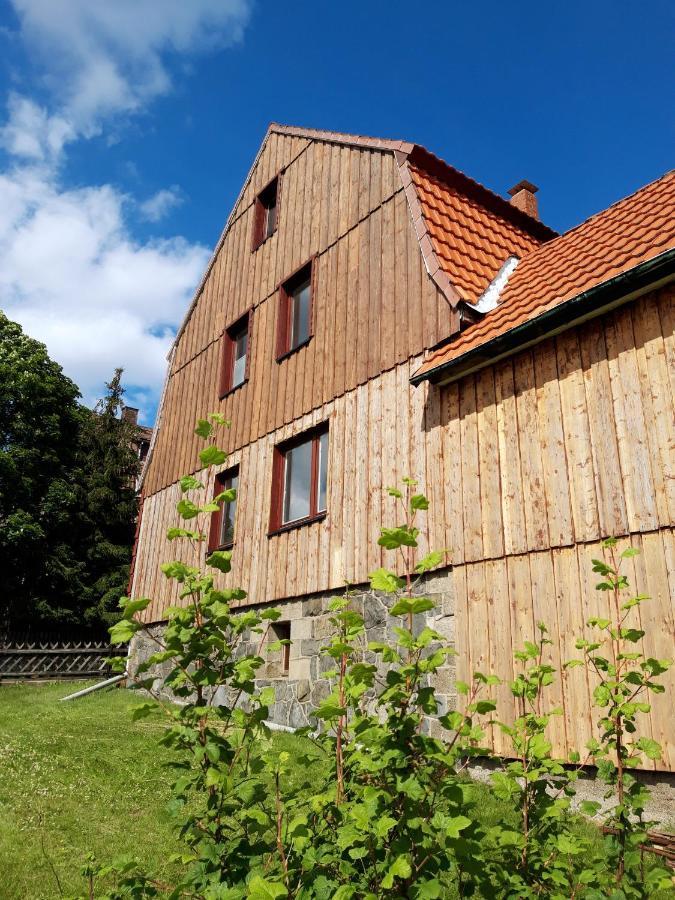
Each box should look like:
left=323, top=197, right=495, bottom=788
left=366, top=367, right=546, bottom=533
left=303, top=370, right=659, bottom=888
left=127, top=568, right=457, bottom=731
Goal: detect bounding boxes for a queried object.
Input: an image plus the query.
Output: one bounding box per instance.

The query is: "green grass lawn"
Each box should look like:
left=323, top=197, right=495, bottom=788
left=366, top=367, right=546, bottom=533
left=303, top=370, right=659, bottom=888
left=0, top=681, right=180, bottom=899
left=1, top=682, right=671, bottom=899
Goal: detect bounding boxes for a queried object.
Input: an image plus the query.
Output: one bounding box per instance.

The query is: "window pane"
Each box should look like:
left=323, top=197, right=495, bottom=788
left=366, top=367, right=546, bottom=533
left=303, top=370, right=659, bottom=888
left=283, top=440, right=312, bottom=523
left=289, top=278, right=311, bottom=350
left=232, top=326, right=247, bottom=387
left=318, top=431, right=328, bottom=512
left=220, top=471, right=238, bottom=545
left=265, top=201, right=277, bottom=238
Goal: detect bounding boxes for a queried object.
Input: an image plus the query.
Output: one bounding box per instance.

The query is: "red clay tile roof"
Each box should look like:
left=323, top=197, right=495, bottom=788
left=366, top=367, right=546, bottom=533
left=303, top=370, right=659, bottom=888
left=414, top=169, right=675, bottom=381
left=409, top=161, right=543, bottom=302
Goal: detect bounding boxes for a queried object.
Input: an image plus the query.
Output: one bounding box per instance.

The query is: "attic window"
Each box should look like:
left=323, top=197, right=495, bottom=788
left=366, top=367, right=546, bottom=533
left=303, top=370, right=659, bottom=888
left=208, top=466, right=239, bottom=551
left=252, top=176, right=279, bottom=250
left=219, top=311, right=251, bottom=397
left=276, top=261, right=314, bottom=359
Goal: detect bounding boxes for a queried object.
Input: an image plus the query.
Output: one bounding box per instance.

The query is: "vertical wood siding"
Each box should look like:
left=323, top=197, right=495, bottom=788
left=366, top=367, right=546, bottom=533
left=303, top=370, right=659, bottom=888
left=134, top=284, right=674, bottom=769
left=144, top=137, right=449, bottom=496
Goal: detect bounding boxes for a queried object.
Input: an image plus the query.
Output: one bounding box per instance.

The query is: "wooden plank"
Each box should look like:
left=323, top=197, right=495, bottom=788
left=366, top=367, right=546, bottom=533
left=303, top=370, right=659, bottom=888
left=529, top=551, right=567, bottom=757
left=532, top=341, right=574, bottom=547
left=555, top=330, right=599, bottom=542
left=423, top=382, right=445, bottom=554
left=604, top=308, right=659, bottom=532
left=439, top=382, right=464, bottom=565
left=552, top=547, right=593, bottom=759
left=485, top=557, right=514, bottom=755
left=367, top=376, right=382, bottom=575
left=578, top=320, right=629, bottom=538
left=393, top=192, right=409, bottom=365
left=452, top=564, right=470, bottom=712
left=638, top=531, right=675, bottom=770
left=630, top=298, right=674, bottom=526
left=367, top=206, right=382, bottom=381
left=494, top=360, right=527, bottom=555
left=459, top=376, right=483, bottom=561
left=475, top=367, right=504, bottom=559
left=380, top=196, right=396, bottom=374
left=513, top=352, right=550, bottom=551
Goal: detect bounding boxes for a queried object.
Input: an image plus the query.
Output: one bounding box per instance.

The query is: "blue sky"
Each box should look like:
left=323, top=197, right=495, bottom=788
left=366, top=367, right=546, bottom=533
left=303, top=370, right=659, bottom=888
left=0, top=1, right=672, bottom=424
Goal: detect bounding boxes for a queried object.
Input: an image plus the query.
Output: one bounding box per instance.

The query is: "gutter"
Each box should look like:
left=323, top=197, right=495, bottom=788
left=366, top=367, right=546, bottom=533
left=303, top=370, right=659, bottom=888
left=410, top=248, right=675, bottom=386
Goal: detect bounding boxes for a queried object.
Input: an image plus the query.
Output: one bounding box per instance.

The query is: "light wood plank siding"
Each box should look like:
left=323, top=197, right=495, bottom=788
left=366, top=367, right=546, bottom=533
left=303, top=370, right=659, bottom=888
left=135, top=284, right=674, bottom=768
left=145, top=137, right=448, bottom=497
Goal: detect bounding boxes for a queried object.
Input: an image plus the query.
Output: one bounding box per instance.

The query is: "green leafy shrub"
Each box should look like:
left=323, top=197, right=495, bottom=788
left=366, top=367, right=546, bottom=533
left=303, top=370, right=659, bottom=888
left=93, top=416, right=672, bottom=899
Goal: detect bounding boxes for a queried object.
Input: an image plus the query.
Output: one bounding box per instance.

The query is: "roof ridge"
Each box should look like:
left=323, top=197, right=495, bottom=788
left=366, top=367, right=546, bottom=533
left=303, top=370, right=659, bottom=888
left=268, top=122, right=412, bottom=153
left=522, top=168, right=675, bottom=258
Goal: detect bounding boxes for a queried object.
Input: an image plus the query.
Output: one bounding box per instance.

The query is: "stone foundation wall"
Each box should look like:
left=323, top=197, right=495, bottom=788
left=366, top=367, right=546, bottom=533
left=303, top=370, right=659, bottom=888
left=127, top=569, right=456, bottom=730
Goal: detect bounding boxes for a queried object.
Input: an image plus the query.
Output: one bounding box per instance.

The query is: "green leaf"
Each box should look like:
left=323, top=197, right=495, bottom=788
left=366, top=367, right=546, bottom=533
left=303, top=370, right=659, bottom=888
left=119, top=597, right=151, bottom=619
left=246, top=875, right=287, bottom=899
left=414, top=550, right=445, bottom=573
left=194, top=419, right=212, bottom=439
left=206, top=550, right=232, bottom=573
left=166, top=527, right=201, bottom=541
left=199, top=445, right=227, bottom=467
left=378, top=526, right=419, bottom=549
left=369, top=567, right=405, bottom=593
left=386, top=486, right=403, bottom=498
left=636, top=737, right=662, bottom=760
left=109, top=619, right=140, bottom=644
left=179, top=474, right=203, bottom=492
left=176, top=499, right=199, bottom=520
left=382, top=855, right=412, bottom=890
left=446, top=815, right=472, bottom=838
left=410, top=493, right=429, bottom=511
left=473, top=700, right=497, bottom=715
left=557, top=834, right=583, bottom=855
left=208, top=412, right=230, bottom=427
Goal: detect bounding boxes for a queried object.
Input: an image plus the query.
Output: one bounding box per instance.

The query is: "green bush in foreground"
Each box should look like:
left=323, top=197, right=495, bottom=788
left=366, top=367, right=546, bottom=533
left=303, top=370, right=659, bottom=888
left=94, top=414, right=671, bottom=898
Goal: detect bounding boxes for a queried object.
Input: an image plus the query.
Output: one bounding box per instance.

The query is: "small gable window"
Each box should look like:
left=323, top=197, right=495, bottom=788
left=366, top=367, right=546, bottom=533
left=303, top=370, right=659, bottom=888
left=208, top=467, right=239, bottom=551
left=252, top=176, right=279, bottom=250
left=219, top=311, right=251, bottom=397
left=270, top=425, right=328, bottom=533
left=276, top=261, right=313, bottom=360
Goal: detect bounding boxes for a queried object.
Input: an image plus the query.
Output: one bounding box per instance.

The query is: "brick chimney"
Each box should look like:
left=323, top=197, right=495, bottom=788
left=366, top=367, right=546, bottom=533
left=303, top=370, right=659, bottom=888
left=508, top=180, right=539, bottom=220
left=121, top=405, right=139, bottom=426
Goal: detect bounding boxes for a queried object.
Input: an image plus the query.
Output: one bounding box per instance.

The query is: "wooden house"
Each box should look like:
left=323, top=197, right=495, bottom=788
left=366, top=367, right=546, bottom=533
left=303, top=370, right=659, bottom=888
left=130, top=125, right=675, bottom=771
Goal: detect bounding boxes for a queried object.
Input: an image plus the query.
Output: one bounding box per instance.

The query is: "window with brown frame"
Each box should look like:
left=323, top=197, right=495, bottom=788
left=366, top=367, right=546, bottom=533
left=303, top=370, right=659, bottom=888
left=252, top=176, right=279, bottom=250
left=269, top=425, right=328, bottom=533
left=276, top=260, right=313, bottom=360
left=219, top=312, right=251, bottom=397
left=268, top=620, right=291, bottom=675
left=208, top=467, right=239, bottom=551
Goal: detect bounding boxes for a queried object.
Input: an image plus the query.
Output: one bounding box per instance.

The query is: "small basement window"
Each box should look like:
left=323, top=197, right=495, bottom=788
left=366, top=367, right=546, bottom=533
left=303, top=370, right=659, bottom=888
left=208, top=467, right=239, bottom=551
left=252, top=176, right=279, bottom=250
left=276, top=261, right=313, bottom=359
left=268, top=620, right=291, bottom=676
left=270, top=425, right=328, bottom=533
left=219, top=312, right=251, bottom=396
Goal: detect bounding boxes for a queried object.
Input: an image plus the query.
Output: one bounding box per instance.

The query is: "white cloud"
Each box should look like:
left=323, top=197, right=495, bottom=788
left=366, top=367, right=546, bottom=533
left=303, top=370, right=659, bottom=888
left=0, top=94, right=74, bottom=161
left=0, top=0, right=252, bottom=422
left=139, top=186, right=184, bottom=222
left=6, top=0, right=251, bottom=153
left=0, top=162, right=211, bottom=413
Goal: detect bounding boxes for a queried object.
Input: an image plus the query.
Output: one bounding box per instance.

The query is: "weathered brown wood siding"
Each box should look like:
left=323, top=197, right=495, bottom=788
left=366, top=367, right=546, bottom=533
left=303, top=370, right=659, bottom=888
left=143, top=132, right=449, bottom=497
left=134, top=281, right=674, bottom=769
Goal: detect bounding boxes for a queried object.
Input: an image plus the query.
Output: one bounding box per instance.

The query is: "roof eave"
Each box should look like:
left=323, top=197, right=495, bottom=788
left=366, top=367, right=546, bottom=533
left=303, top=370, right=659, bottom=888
left=411, top=248, right=675, bottom=387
